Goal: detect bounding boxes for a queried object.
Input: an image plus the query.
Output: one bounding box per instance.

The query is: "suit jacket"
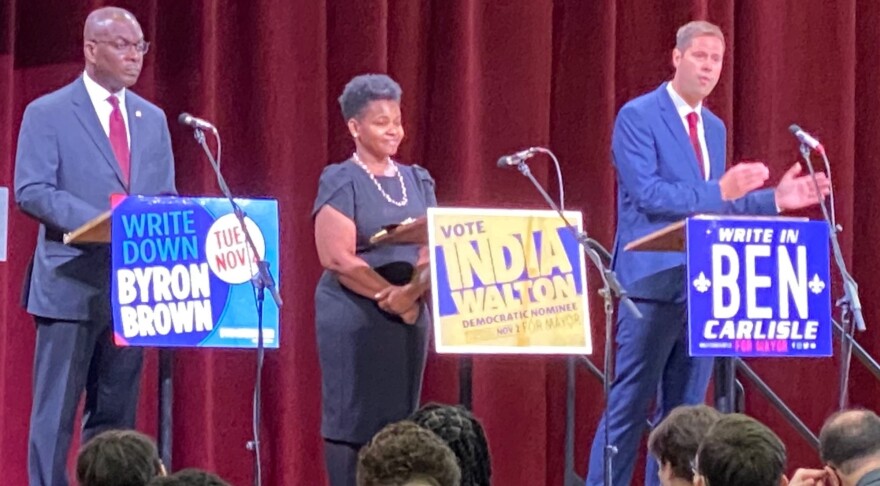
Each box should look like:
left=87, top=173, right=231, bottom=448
left=14, top=76, right=176, bottom=321
left=856, top=469, right=880, bottom=486
left=610, top=82, right=777, bottom=302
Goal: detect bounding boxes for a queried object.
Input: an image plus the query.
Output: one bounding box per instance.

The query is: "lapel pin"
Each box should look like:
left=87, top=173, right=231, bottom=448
left=135, top=110, right=142, bottom=118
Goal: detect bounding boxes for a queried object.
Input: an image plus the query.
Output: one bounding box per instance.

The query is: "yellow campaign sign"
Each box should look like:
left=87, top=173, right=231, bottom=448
left=428, top=208, right=592, bottom=354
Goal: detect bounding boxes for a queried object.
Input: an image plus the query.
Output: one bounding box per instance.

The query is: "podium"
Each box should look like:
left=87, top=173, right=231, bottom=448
left=369, top=216, right=430, bottom=284
left=64, top=195, right=281, bottom=468
left=63, top=203, right=176, bottom=466
left=370, top=209, right=595, bottom=406
left=63, top=210, right=112, bottom=244
left=624, top=220, right=685, bottom=252
left=624, top=217, right=738, bottom=411
left=369, top=216, right=428, bottom=245
left=624, top=215, right=832, bottom=412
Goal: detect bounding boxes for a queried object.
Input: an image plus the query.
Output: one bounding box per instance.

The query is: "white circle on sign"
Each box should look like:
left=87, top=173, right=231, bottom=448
left=205, top=214, right=267, bottom=284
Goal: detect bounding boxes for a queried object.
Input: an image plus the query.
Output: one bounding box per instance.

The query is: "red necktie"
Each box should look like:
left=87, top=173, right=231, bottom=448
left=107, top=95, right=130, bottom=183
left=686, top=111, right=705, bottom=179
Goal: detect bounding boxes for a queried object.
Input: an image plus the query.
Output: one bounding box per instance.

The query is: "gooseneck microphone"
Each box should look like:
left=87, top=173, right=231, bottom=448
left=497, top=147, right=539, bottom=167
left=789, top=124, right=825, bottom=154
left=178, top=112, right=215, bottom=131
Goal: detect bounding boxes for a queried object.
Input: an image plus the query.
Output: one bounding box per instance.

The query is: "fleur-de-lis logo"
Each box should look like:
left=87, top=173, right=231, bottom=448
left=693, top=272, right=711, bottom=293
left=809, top=274, right=826, bottom=294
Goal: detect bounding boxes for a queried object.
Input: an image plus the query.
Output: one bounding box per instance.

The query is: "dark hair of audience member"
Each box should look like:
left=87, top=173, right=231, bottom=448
left=76, top=429, right=164, bottom=486
left=648, top=404, right=722, bottom=482
left=696, top=413, right=786, bottom=486
left=410, top=403, right=491, bottom=486
left=357, top=420, right=461, bottom=486
left=820, top=409, right=880, bottom=474
left=147, top=468, right=231, bottom=486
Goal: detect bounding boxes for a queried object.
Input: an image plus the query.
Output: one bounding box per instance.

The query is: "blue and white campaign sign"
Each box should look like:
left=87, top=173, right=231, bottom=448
left=687, top=216, right=831, bottom=357
left=111, top=196, right=280, bottom=348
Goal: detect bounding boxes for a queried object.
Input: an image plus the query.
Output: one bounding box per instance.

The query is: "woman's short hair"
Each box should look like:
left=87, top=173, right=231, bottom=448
left=338, top=74, right=402, bottom=121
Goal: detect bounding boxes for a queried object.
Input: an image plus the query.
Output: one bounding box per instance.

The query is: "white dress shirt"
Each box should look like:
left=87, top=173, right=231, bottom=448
left=666, top=82, right=710, bottom=180
left=82, top=71, right=131, bottom=148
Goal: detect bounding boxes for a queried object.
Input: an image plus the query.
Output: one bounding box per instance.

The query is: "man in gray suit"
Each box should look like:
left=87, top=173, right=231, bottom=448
left=14, top=7, right=175, bottom=485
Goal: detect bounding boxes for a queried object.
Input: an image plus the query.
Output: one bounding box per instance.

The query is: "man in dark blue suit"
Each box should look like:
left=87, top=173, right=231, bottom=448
left=14, top=7, right=175, bottom=485
left=586, top=20, right=830, bottom=486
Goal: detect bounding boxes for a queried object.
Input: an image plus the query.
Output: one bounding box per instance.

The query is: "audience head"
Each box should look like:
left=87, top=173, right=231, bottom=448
left=819, top=409, right=880, bottom=485
left=410, top=403, right=491, bottom=486
left=147, top=468, right=231, bottom=486
left=357, top=420, right=461, bottom=486
left=76, top=429, right=165, bottom=486
left=694, top=413, right=786, bottom=486
left=648, top=405, right=722, bottom=485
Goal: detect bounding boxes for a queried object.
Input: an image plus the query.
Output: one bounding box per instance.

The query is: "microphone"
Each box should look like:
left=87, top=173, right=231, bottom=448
left=789, top=124, right=825, bottom=154
left=178, top=112, right=215, bottom=131
left=497, top=147, right=539, bottom=167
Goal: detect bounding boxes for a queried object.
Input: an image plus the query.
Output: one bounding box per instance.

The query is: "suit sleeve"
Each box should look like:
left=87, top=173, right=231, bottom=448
left=612, top=104, right=726, bottom=219
left=13, top=103, right=104, bottom=233
left=723, top=188, right=778, bottom=215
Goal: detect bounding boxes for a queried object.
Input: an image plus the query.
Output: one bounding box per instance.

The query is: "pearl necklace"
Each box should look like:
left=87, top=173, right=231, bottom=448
left=352, top=152, right=408, bottom=207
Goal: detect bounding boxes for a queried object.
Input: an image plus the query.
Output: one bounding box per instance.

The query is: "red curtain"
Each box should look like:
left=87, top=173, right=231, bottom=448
left=2, top=1, right=880, bottom=484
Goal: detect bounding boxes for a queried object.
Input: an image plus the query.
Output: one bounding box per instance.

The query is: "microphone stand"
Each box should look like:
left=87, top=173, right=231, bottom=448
left=191, top=127, right=283, bottom=486
left=797, top=143, right=863, bottom=410
left=509, top=150, right=641, bottom=486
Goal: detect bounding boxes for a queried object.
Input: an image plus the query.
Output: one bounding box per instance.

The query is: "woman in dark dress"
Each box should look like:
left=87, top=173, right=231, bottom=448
left=312, top=74, right=436, bottom=486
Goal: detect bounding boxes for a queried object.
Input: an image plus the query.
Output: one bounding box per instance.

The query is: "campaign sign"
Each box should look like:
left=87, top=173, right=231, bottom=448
left=428, top=207, right=591, bottom=354
left=111, top=196, right=280, bottom=348
left=687, top=216, right=831, bottom=357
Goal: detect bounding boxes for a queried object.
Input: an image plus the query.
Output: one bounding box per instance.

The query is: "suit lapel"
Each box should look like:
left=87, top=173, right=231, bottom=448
left=125, top=96, right=142, bottom=191
left=71, top=78, right=128, bottom=189
left=656, top=83, right=703, bottom=181
left=703, top=112, right=725, bottom=180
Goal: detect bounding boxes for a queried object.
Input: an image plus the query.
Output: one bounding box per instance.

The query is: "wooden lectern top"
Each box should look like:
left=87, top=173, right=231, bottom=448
left=622, top=215, right=810, bottom=252
left=369, top=217, right=428, bottom=245
left=63, top=210, right=111, bottom=244
left=624, top=220, right=686, bottom=252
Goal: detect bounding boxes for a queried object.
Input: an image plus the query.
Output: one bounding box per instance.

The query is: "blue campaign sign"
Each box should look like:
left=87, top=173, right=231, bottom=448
left=111, top=196, right=280, bottom=348
left=687, top=216, right=831, bottom=357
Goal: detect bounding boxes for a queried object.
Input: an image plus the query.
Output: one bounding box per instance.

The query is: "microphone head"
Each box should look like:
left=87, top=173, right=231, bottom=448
left=789, top=124, right=802, bottom=135
left=497, top=156, right=512, bottom=168
left=178, top=113, right=191, bottom=125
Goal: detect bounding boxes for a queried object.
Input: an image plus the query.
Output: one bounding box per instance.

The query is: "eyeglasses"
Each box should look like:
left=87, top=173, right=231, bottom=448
left=90, top=39, right=150, bottom=55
